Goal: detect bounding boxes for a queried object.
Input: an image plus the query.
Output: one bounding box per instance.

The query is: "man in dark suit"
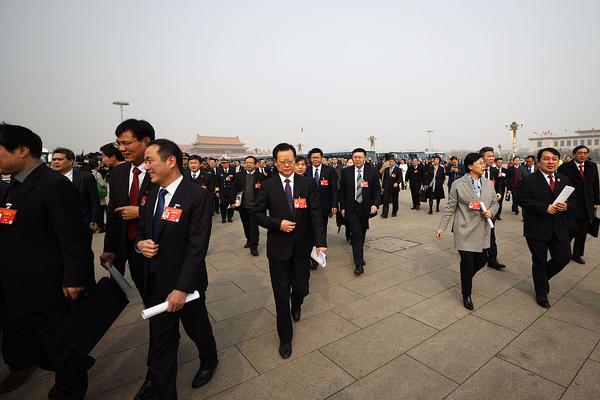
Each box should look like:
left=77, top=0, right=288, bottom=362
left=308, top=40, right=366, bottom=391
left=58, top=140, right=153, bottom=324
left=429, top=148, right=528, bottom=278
left=446, top=156, right=464, bottom=190
left=187, top=155, right=215, bottom=193
left=216, top=159, right=236, bottom=223
left=523, top=155, right=538, bottom=176
left=208, top=158, right=220, bottom=214
left=406, top=157, right=424, bottom=210
left=519, top=147, right=572, bottom=308
left=231, top=155, right=265, bottom=256
left=480, top=147, right=506, bottom=269
left=330, top=156, right=343, bottom=189
left=0, top=123, right=93, bottom=399
left=558, top=145, right=600, bottom=264
left=305, top=148, right=338, bottom=251
left=252, top=143, right=326, bottom=359
left=340, top=148, right=381, bottom=275
left=379, top=154, right=402, bottom=218
left=51, top=147, right=101, bottom=249
left=506, top=156, right=523, bottom=214
left=136, top=139, right=218, bottom=400
left=492, top=157, right=508, bottom=220
left=101, top=119, right=155, bottom=298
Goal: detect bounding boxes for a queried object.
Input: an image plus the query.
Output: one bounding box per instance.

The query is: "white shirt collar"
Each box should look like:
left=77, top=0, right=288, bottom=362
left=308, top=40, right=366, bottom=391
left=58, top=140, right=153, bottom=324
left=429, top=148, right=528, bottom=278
left=574, top=160, right=584, bottom=168
left=161, top=175, right=184, bottom=196
left=64, top=169, right=74, bottom=182
left=540, top=170, right=555, bottom=180
left=355, top=166, right=363, bottom=174
left=247, top=169, right=255, bottom=175
left=279, top=173, right=294, bottom=184
left=131, top=162, right=146, bottom=173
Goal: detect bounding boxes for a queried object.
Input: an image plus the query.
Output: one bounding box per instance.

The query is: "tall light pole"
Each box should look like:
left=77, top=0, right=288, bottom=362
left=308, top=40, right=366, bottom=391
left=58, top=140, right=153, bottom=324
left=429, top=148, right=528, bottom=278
left=112, top=100, right=130, bottom=122
left=505, top=121, right=523, bottom=158
left=426, top=130, right=434, bottom=152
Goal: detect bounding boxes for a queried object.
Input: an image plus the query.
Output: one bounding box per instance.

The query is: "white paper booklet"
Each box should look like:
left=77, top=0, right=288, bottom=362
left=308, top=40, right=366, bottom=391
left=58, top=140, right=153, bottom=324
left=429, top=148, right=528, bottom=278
left=552, top=185, right=575, bottom=205
left=310, top=246, right=327, bottom=268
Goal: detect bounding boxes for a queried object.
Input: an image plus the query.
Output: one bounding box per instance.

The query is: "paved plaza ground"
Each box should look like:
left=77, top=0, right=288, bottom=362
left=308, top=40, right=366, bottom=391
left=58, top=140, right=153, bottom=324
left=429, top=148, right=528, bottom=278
left=3, top=190, right=600, bottom=399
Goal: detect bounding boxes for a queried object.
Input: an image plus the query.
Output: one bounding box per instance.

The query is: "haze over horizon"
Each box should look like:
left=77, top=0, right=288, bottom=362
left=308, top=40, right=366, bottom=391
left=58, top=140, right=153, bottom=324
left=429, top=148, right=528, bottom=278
left=1, top=0, right=598, bottom=154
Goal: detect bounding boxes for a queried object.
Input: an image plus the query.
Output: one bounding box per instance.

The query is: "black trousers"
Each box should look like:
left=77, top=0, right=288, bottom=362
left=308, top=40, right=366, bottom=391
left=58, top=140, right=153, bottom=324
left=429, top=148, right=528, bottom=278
left=410, top=186, right=420, bottom=208
left=113, top=239, right=146, bottom=300
left=382, top=190, right=399, bottom=217
left=239, top=207, right=259, bottom=249
left=219, top=194, right=235, bottom=221
left=458, top=251, right=487, bottom=296
left=484, top=221, right=498, bottom=262
left=568, top=217, right=590, bottom=258
left=146, top=275, right=218, bottom=400
left=5, top=305, right=88, bottom=400
left=268, top=257, right=310, bottom=345
left=213, top=193, right=220, bottom=213
left=496, top=194, right=504, bottom=219
left=349, top=203, right=368, bottom=268
left=321, top=213, right=329, bottom=237
left=511, top=188, right=520, bottom=213
left=525, top=233, right=571, bottom=297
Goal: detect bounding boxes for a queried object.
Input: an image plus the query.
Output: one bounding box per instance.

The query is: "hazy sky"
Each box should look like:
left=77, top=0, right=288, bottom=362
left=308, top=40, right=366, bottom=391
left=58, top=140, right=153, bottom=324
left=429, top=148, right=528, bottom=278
left=1, top=0, right=599, bottom=154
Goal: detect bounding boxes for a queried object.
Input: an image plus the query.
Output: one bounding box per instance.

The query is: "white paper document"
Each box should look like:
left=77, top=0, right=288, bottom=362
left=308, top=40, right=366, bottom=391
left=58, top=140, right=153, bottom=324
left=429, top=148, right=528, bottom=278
left=228, top=192, right=243, bottom=209
left=141, top=291, right=201, bottom=320
left=479, top=202, right=495, bottom=229
left=101, top=262, right=132, bottom=294
left=552, top=185, right=575, bottom=205
left=310, top=246, right=327, bottom=268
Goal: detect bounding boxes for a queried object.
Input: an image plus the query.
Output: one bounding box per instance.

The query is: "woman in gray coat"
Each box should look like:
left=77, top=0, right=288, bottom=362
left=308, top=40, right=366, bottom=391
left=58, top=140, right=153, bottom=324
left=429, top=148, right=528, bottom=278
left=436, top=152, right=499, bottom=310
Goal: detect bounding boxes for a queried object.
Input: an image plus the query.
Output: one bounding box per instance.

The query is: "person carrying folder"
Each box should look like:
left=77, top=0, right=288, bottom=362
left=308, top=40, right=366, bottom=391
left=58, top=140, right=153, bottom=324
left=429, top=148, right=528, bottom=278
left=136, top=139, right=218, bottom=400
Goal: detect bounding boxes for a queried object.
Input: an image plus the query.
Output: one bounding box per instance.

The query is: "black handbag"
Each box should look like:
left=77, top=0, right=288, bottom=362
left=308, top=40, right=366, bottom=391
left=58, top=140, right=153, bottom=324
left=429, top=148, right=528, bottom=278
left=57, top=277, right=129, bottom=357
left=589, top=216, right=600, bottom=238
left=419, top=188, right=428, bottom=203
left=505, top=192, right=511, bottom=201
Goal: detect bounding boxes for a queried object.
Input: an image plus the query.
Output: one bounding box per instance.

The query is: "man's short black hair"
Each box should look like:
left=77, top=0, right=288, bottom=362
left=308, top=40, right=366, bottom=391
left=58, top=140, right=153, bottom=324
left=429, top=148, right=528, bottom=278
left=432, top=154, right=442, bottom=162
left=526, top=155, right=536, bottom=161
left=189, top=155, right=200, bottom=162
left=0, top=123, right=43, bottom=158
left=479, top=146, right=494, bottom=156
left=512, top=156, right=520, bottom=161
left=147, top=139, right=183, bottom=171
left=245, top=155, right=257, bottom=163
left=182, top=152, right=190, bottom=158
left=384, top=153, right=395, bottom=161
left=450, top=156, right=458, bottom=161
left=53, top=147, right=75, bottom=161
left=352, top=148, right=367, bottom=156
left=295, top=156, right=307, bottom=164
left=115, top=119, right=155, bottom=141
left=464, top=152, right=483, bottom=172
left=273, top=143, right=296, bottom=159
left=573, top=145, right=590, bottom=154
left=494, top=157, right=503, bottom=162
left=100, top=143, right=125, bottom=161
left=537, top=147, right=560, bottom=161
left=308, top=148, right=323, bottom=157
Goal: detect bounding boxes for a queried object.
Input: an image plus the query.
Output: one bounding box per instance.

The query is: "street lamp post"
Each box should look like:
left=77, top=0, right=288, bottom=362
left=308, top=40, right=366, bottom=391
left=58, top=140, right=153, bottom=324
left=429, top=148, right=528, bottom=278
left=426, top=130, right=434, bottom=152
left=112, top=100, right=130, bottom=122
left=505, top=121, right=523, bottom=158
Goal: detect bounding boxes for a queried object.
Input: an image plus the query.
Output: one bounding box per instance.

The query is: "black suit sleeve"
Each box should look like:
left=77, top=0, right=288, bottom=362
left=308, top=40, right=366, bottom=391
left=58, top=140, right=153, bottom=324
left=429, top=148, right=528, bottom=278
left=518, top=176, right=549, bottom=216
left=339, top=169, right=347, bottom=211
left=308, top=179, right=327, bottom=247
left=372, top=170, right=381, bottom=207
left=103, top=169, right=121, bottom=253
left=252, top=184, right=284, bottom=232
left=329, top=167, right=338, bottom=210
left=85, top=173, right=101, bottom=224
left=46, top=177, right=93, bottom=287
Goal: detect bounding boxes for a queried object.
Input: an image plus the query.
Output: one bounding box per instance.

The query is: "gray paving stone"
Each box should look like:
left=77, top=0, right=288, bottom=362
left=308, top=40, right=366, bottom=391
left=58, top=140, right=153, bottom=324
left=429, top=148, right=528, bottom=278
left=591, top=342, right=600, bottom=363
left=445, top=357, right=564, bottom=400
left=408, top=315, right=517, bottom=383
left=265, top=285, right=363, bottom=321
left=210, top=351, right=354, bottom=399
left=498, top=316, right=600, bottom=386
left=561, top=359, right=600, bottom=400
left=471, top=268, right=525, bottom=297
left=305, top=266, right=357, bottom=291
left=546, top=289, right=600, bottom=333
left=332, top=285, right=425, bottom=327
left=322, top=313, right=437, bottom=378
left=340, top=267, right=416, bottom=296
left=92, top=317, right=149, bottom=359
left=575, top=267, right=600, bottom=294
left=329, top=354, right=457, bottom=400
left=473, top=287, right=546, bottom=332
left=237, top=311, right=359, bottom=373
left=206, top=280, right=245, bottom=303
left=403, top=288, right=491, bottom=330
left=393, top=255, right=447, bottom=276
left=210, top=308, right=277, bottom=350
left=206, top=287, right=274, bottom=321
left=400, top=267, right=461, bottom=298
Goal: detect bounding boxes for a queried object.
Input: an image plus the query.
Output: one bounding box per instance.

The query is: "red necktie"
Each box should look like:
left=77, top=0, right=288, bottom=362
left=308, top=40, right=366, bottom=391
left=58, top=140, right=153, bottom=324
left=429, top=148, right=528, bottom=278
left=485, top=168, right=489, bottom=179
left=579, top=164, right=584, bottom=179
left=548, top=174, right=555, bottom=192
left=127, top=167, right=142, bottom=241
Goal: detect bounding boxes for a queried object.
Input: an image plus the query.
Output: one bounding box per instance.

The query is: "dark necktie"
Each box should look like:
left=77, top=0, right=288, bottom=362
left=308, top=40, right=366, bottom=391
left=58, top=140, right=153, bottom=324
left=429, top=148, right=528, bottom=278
left=548, top=175, right=555, bottom=192
left=579, top=164, right=584, bottom=179
left=314, top=168, right=319, bottom=184
left=356, top=170, right=363, bottom=203
left=127, top=167, right=142, bottom=241
left=152, top=188, right=168, bottom=241
left=484, top=168, right=489, bottom=179
left=284, top=179, right=293, bottom=211
left=192, top=172, right=197, bottom=179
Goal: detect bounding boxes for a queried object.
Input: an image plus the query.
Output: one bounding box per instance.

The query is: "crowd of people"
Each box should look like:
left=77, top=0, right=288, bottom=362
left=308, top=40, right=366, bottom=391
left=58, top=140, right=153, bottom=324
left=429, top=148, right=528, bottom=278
left=0, top=119, right=598, bottom=400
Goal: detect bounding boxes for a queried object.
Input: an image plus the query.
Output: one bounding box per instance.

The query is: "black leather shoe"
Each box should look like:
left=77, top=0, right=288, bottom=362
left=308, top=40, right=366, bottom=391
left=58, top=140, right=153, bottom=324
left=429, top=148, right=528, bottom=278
left=428, top=210, right=433, bottom=215
left=133, top=380, right=154, bottom=400
left=279, top=343, right=292, bottom=359
left=251, top=248, right=259, bottom=257
left=536, top=296, right=551, bottom=308
left=292, top=307, right=301, bottom=322
left=354, top=266, right=364, bottom=276
left=463, top=296, right=474, bottom=310
left=48, top=385, right=57, bottom=399
left=0, top=366, right=35, bottom=394
left=410, top=207, right=416, bottom=210
left=221, top=219, right=226, bottom=224
left=488, top=260, right=506, bottom=269
left=380, top=215, right=388, bottom=218
left=243, top=242, right=250, bottom=248
left=572, top=256, right=585, bottom=264
left=227, top=219, right=233, bottom=223
left=496, top=216, right=502, bottom=221
left=392, top=213, right=397, bottom=217
left=192, top=362, right=218, bottom=389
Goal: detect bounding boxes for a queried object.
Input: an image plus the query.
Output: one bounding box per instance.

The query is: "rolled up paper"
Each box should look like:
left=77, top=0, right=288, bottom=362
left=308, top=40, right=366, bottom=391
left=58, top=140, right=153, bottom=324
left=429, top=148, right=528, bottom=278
left=141, top=291, right=200, bottom=320
left=479, top=202, right=495, bottom=229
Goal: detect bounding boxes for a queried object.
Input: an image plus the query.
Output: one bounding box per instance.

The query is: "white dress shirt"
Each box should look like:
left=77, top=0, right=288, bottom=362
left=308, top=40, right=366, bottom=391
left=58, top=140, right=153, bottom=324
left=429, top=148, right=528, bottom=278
left=313, top=164, right=322, bottom=181
left=279, top=173, right=294, bottom=193
left=64, top=169, right=74, bottom=182
left=575, top=160, right=584, bottom=174
left=153, top=175, right=184, bottom=216
left=129, top=162, right=146, bottom=195
left=540, top=171, right=556, bottom=189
